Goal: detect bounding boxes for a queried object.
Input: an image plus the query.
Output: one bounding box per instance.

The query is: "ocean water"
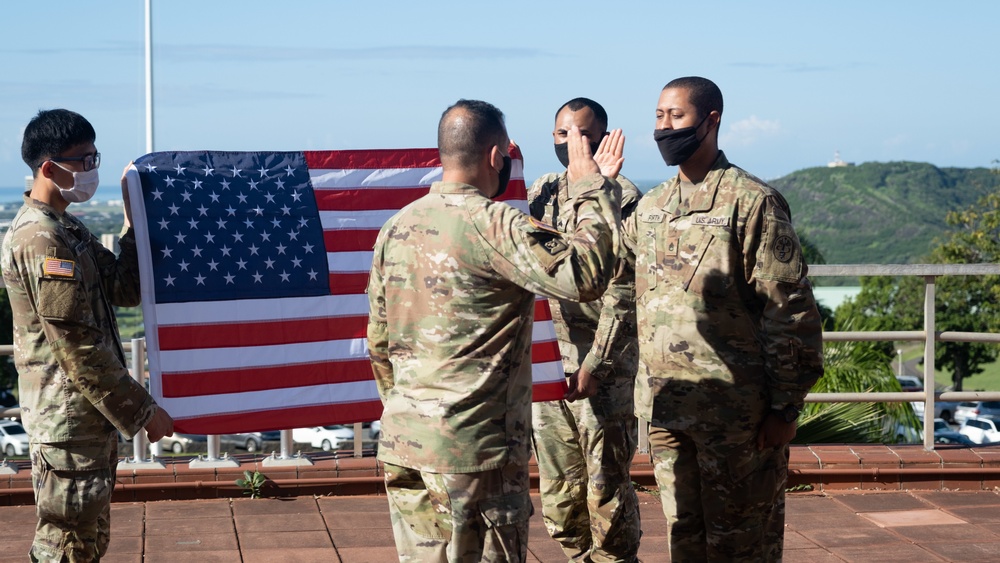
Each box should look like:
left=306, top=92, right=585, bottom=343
left=0, top=185, right=121, bottom=208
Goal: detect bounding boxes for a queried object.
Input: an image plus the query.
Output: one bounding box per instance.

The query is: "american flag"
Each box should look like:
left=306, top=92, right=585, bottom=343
left=127, top=148, right=566, bottom=434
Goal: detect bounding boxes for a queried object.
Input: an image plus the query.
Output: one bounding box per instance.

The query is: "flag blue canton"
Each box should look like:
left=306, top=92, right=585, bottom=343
left=134, top=151, right=331, bottom=304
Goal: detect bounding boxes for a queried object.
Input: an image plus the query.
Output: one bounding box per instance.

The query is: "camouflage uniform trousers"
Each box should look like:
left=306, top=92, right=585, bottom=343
left=383, top=457, right=532, bottom=562
left=531, top=375, right=640, bottom=562
left=647, top=423, right=788, bottom=562
left=29, top=433, right=118, bottom=562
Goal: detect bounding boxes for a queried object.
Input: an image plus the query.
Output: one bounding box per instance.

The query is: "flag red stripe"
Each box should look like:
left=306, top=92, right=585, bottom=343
left=157, top=316, right=367, bottom=351
left=534, top=299, right=552, bottom=321
left=172, top=401, right=385, bottom=435
left=492, top=179, right=528, bottom=202
left=305, top=149, right=441, bottom=170
left=324, top=229, right=380, bottom=253
left=531, top=380, right=568, bottom=402
left=161, top=359, right=375, bottom=398
left=532, top=341, right=561, bottom=364
left=329, top=273, right=370, bottom=295
left=314, top=187, right=432, bottom=211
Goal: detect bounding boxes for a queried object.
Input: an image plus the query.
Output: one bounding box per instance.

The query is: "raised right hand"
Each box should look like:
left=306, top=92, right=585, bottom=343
left=566, top=125, right=601, bottom=183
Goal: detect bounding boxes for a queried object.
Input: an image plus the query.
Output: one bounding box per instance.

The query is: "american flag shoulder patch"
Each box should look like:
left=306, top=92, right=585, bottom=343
left=43, top=257, right=75, bottom=277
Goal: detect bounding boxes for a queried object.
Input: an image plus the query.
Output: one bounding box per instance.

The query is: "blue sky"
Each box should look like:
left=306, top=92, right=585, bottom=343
left=1, top=0, right=998, bottom=192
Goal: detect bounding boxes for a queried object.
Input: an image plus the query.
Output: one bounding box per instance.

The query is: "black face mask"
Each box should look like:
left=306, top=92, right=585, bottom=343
left=653, top=113, right=711, bottom=166
left=494, top=154, right=512, bottom=199
left=553, top=139, right=603, bottom=169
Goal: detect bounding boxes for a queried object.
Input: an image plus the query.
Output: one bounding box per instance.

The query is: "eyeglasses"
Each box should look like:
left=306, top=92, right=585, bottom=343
left=51, top=152, right=101, bottom=172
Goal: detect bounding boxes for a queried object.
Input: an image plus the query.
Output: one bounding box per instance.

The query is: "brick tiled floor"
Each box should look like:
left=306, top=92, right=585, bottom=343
left=0, top=491, right=999, bottom=561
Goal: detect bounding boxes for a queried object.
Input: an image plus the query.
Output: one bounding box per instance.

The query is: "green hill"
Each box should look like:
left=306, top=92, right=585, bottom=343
left=769, top=162, right=998, bottom=266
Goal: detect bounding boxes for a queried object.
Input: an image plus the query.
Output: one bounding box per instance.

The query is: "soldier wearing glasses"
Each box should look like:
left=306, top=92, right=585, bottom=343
left=1, top=109, right=174, bottom=561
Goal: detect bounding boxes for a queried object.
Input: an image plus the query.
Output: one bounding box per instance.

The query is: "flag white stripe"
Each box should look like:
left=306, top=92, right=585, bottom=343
left=161, top=338, right=369, bottom=372
left=310, top=167, right=442, bottom=189
left=155, top=294, right=371, bottom=326
left=158, top=320, right=557, bottom=372
left=168, top=380, right=380, bottom=420
left=328, top=251, right=374, bottom=273
left=320, top=209, right=399, bottom=230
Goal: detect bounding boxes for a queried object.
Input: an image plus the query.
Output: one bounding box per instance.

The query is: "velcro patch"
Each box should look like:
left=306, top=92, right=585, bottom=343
left=43, top=257, right=75, bottom=277
left=529, top=230, right=569, bottom=256
left=772, top=235, right=795, bottom=263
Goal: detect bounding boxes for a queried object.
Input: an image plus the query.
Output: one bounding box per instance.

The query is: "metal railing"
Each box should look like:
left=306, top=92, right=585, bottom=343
left=808, top=264, right=1000, bottom=450
left=3, top=263, right=1000, bottom=461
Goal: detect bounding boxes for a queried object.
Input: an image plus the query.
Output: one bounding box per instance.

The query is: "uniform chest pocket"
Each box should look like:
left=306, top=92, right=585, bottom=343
left=681, top=232, right=737, bottom=298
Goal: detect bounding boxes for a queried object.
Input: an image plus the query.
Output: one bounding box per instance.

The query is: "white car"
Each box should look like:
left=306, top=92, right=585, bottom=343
left=959, top=417, right=1000, bottom=444
left=0, top=419, right=29, bottom=457
left=292, top=425, right=355, bottom=451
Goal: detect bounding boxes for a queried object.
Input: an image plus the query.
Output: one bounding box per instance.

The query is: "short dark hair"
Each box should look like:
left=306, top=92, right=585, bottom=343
left=663, top=77, right=723, bottom=119
left=555, top=97, right=608, bottom=130
left=21, top=109, right=96, bottom=175
left=438, top=99, right=507, bottom=169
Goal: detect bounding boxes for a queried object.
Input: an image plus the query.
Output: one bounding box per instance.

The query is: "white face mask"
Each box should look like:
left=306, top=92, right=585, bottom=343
left=51, top=162, right=100, bottom=203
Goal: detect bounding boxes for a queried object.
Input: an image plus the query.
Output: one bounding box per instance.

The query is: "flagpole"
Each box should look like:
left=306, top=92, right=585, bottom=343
left=144, top=0, right=154, bottom=153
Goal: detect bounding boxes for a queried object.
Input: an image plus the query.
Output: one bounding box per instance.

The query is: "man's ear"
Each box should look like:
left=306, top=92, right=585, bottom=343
left=39, top=160, right=54, bottom=180
left=489, top=145, right=503, bottom=172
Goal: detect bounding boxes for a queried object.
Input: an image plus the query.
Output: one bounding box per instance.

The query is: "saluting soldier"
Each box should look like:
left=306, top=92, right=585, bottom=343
left=528, top=97, right=643, bottom=562
left=2, top=109, right=174, bottom=561
left=622, top=78, right=824, bottom=561
left=367, top=99, right=624, bottom=562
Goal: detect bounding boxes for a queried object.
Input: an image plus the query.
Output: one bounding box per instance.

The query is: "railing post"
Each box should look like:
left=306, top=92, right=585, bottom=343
left=262, top=429, right=313, bottom=467
left=120, top=338, right=165, bottom=470
left=923, top=275, right=936, bottom=451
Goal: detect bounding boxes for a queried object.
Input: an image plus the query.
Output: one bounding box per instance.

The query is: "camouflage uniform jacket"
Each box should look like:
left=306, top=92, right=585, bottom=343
left=1, top=195, right=156, bottom=444
left=622, top=152, right=824, bottom=434
left=368, top=175, right=621, bottom=473
left=528, top=172, right=641, bottom=380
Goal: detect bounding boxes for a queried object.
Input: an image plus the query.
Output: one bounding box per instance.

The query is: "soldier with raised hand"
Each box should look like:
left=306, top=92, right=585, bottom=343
left=621, top=77, right=824, bottom=561
left=367, top=99, right=623, bottom=562
left=2, top=109, right=174, bottom=562
left=528, top=97, right=642, bottom=562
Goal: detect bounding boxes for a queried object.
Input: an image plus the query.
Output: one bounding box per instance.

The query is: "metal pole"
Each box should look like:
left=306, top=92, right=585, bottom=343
left=923, top=276, right=936, bottom=451
left=280, top=429, right=294, bottom=459
left=144, top=0, right=154, bottom=153
left=130, top=338, right=148, bottom=461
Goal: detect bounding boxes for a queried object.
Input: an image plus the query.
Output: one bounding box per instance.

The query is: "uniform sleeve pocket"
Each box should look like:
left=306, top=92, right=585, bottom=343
left=37, top=278, right=79, bottom=320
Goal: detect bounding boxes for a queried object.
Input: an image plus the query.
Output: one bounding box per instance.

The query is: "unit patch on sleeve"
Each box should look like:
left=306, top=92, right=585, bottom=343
left=772, top=235, right=795, bottom=263
left=43, top=257, right=76, bottom=278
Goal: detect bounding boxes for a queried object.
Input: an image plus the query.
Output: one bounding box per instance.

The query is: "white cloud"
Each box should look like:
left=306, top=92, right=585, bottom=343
left=720, top=115, right=781, bottom=147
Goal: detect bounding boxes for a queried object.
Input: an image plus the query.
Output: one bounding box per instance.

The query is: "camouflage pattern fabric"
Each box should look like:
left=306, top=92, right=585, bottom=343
left=621, top=152, right=823, bottom=558
left=368, top=175, right=621, bottom=474
left=648, top=425, right=787, bottom=561
left=383, top=459, right=531, bottom=562
left=1, top=195, right=156, bottom=442
left=528, top=172, right=641, bottom=562
left=531, top=376, right=639, bottom=562
left=1, top=195, right=158, bottom=561
left=368, top=175, right=621, bottom=561
left=29, top=434, right=118, bottom=562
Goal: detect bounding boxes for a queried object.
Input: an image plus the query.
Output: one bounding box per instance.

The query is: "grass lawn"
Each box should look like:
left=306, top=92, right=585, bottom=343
left=899, top=343, right=1000, bottom=391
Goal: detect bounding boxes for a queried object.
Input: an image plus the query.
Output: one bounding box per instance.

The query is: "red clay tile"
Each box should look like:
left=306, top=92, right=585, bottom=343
left=923, top=542, right=1000, bottom=561
left=144, top=550, right=237, bottom=563
left=833, top=491, right=932, bottom=512
left=892, top=522, right=999, bottom=543
left=783, top=548, right=848, bottom=562
left=145, top=499, right=232, bottom=520
left=915, top=490, right=1000, bottom=507
left=146, top=516, right=234, bottom=537
left=232, top=496, right=318, bottom=516
left=238, top=530, right=332, bottom=550
left=789, top=447, right=820, bottom=468
left=336, top=456, right=379, bottom=478
left=235, top=512, right=327, bottom=534
left=144, top=531, right=238, bottom=552
left=323, top=546, right=400, bottom=563
left=328, top=526, right=398, bottom=548
left=798, top=524, right=899, bottom=548
left=828, top=543, right=947, bottom=562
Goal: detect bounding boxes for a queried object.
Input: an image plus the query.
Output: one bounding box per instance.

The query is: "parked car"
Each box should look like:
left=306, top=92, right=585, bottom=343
left=896, top=376, right=923, bottom=392
left=959, top=416, right=1000, bottom=444
left=219, top=432, right=268, bottom=452
left=158, top=433, right=208, bottom=454
left=954, top=401, right=1000, bottom=426
left=292, top=425, right=355, bottom=451
left=0, top=419, right=29, bottom=457
left=934, top=431, right=976, bottom=446
left=912, top=398, right=960, bottom=423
